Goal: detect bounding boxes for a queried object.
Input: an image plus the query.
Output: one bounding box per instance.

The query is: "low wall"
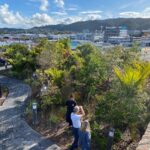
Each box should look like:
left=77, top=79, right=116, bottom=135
left=136, top=123, right=150, bottom=150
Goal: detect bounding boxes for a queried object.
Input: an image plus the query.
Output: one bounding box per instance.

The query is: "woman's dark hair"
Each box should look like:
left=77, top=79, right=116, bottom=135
left=69, top=93, right=74, bottom=99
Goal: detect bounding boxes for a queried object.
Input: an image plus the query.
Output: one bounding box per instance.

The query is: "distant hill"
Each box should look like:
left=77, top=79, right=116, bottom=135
left=0, top=28, right=25, bottom=34
left=0, top=18, right=150, bottom=34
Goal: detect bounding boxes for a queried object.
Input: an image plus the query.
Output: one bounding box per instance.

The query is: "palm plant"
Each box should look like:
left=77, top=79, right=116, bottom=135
left=114, top=61, right=150, bottom=96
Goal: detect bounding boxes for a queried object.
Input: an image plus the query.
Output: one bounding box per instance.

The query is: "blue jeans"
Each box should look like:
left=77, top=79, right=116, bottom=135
left=81, top=146, right=91, bottom=150
left=70, top=127, right=80, bottom=150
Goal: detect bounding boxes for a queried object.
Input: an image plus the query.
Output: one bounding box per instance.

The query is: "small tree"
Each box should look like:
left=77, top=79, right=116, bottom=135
left=96, top=61, right=150, bottom=129
left=114, top=62, right=150, bottom=96
left=4, top=43, right=37, bottom=78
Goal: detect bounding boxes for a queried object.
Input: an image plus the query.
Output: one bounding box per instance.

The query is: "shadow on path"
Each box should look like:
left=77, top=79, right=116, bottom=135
left=0, top=75, right=61, bottom=150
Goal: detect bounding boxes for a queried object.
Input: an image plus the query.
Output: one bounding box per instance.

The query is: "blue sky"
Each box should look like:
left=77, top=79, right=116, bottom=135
left=0, top=0, right=149, bottom=28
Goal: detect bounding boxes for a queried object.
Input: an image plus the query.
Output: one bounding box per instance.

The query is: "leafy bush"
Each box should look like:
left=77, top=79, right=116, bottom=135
left=5, top=39, right=150, bottom=148
left=114, top=129, right=122, bottom=142
left=4, top=43, right=37, bottom=78
left=49, top=113, right=60, bottom=124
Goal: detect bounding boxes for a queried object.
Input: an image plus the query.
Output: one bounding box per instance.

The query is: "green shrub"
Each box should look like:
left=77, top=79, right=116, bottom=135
left=92, top=131, right=107, bottom=150
left=114, top=129, right=122, bottom=142
left=49, top=114, right=60, bottom=124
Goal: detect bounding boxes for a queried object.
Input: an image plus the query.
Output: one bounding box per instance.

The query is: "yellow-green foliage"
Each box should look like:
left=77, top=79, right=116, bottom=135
left=114, top=62, right=150, bottom=89
left=4, top=43, right=36, bottom=78
left=45, top=68, right=64, bottom=84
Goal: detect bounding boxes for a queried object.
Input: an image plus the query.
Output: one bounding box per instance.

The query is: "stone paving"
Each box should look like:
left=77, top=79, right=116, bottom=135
left=136, top=123, right=150, bottom=150
left=0, top=76, right=61, bottom=150
left=0, top=65, right=12, bottom=71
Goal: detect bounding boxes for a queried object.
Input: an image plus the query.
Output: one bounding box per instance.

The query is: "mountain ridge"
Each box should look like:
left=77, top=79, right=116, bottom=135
left=0, top=18, right=150, bottom=34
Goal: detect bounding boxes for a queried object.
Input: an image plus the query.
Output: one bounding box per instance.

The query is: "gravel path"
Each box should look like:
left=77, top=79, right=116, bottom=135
left=0, top=75, right=61, bottom=150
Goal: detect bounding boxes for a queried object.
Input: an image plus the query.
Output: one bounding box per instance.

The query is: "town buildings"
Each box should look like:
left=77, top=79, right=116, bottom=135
left=0, top=27, right=150, bottom=49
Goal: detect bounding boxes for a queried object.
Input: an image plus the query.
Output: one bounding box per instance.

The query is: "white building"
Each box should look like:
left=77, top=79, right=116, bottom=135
left=119, top=26, right=128, bottom=37
left=141, top=37, right=150, bottom=47
left=108, top=36, right=131, bottom=47
left=92, top=32, right=104, bottom=43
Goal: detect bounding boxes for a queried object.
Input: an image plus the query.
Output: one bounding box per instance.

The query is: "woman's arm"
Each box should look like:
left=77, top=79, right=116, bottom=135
left=79, top=106, right=85, bottom=116
left=73, top=100, right=77, bottom=106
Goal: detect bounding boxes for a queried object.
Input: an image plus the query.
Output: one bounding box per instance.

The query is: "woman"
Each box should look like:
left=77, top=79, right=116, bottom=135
left=66, top=93, right=77, bottom=126
left=79, top=120, right=91, bottom=150
left=70, top=106, right=85, bottom=150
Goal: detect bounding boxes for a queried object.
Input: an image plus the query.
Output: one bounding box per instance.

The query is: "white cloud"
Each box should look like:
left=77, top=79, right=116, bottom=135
left=54, top=0, right=64, bottom=8
left=51, top=11, right=67, bottom=16
left=0, top=4, right=55, bottom=28
left=60, top=16, right=82, bottom=24
left=65, top=4, right=78, bottom=11
left=0, top=4, right=102, bottom=28
left=105, top=12, right=113, bottom=18
left=78, top=10, right=102, bottom=21
left=80, top=10, right=102, bottom=14
left=119, top=0, right=147, bottom=10
left=120, top=7, right=150, bottom=18
left=86, top=14, right=102, bottom=20
left=39, top=0, right=49, bottom=11
left=28, top=13, right=55, bottom=27
left=29, top=0, right=49, bottom=11
left=120, top=12, right=141, bottom=18
left=0, top=4, right=24, bottom=25
left=66, top=7, right=78, bottom=11
left=59, top=14, right=102, bottom=24
left=3, top=3, right=150, bottom=29
left=144, top=7, right=150, bottom=13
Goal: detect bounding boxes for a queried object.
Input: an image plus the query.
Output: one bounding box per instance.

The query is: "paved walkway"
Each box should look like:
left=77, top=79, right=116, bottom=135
left=0, top=65, right=12, bottom=71
left=0, top=76, right=61, bottom=150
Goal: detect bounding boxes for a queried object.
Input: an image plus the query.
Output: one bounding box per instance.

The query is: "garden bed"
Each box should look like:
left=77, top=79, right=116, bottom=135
left=25, top=107, right=73, bottom=150
left=25, top=105, right=143, bottom=150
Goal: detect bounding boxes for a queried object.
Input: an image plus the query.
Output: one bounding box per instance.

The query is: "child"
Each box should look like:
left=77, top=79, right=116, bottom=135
left=79, top=120, right=91, bottom=150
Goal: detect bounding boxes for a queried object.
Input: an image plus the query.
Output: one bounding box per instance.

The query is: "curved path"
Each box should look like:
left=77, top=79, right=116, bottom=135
left=0, top=76, right=61, bottom=150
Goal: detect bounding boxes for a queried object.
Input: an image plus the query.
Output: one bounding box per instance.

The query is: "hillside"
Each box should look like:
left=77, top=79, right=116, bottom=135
left=0, top=18, right=150, bottom=34
left=32, top=18, right=150, bottom=33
